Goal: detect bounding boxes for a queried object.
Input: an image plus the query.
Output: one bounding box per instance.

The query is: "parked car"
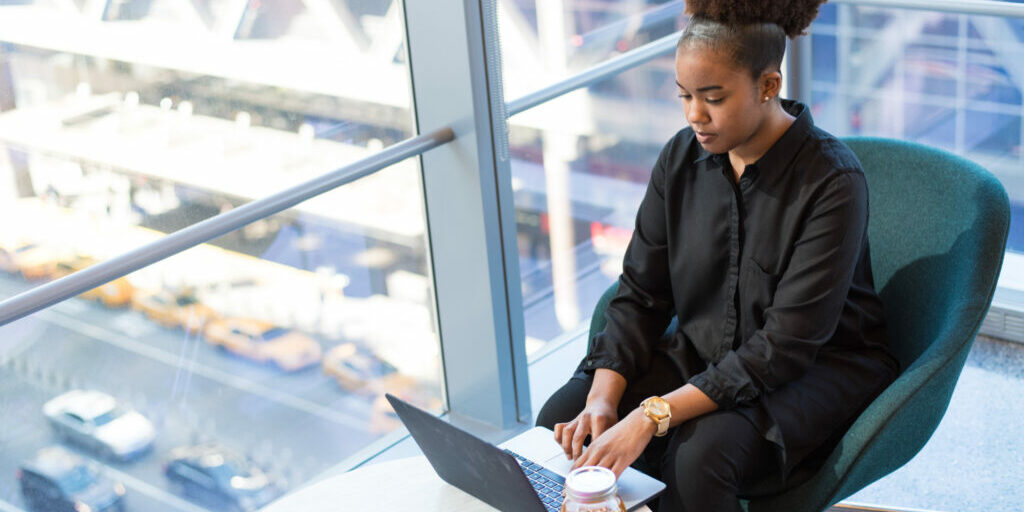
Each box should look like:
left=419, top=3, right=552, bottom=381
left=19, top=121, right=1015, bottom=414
left=204, top=318, right=321, bottom=371
left=40, top=253, right=96, bottom=281
left=17, top=247, right=79, bottom=281
left=321, top=342, right=399, bottom=391
left=164, top=444, right=282, bottom=512
left=18, top=445, right=125, bottom=512
left=0, top=241, right=33, bottom=273
left=43, top=389, right=156, bottom=461
left=131, top=288, right=217, bottom=333
left=0, top=242, right=67, bottom=277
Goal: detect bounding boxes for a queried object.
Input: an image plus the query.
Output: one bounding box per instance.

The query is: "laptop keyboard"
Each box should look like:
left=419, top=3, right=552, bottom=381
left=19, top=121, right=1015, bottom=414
left=505, top=449, right=565, bottom=512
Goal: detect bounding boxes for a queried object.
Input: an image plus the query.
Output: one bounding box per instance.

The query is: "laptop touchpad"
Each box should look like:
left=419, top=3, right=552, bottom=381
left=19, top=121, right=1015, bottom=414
left=543, top=453, right=575, bottom=476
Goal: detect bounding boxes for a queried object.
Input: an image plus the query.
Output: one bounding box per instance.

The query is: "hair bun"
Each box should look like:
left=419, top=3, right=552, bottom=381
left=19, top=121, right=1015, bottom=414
left=684, top=0, right=828, bottom=38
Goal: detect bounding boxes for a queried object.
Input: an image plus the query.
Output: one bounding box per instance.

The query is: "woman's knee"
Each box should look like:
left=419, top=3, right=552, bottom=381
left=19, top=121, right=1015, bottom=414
left=659, top=412, right=775, bottom=508
left=535, top=376, right=592, bottom=429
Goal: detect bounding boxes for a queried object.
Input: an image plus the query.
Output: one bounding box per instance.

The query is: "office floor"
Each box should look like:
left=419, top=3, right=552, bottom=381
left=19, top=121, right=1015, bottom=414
left=361, top=332, right=1022, bottom=512
left=843, top=334, right=1024, bottom=511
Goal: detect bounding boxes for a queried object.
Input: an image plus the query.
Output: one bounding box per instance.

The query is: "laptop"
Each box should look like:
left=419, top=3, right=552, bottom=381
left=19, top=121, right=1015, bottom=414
left=386, top=394, right=665, bottom=512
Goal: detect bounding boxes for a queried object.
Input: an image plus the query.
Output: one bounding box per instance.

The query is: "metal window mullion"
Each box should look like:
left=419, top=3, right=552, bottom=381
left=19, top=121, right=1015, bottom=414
left=402, top=0, right=529, bottom=428
left=786, top=34, right=813, bottom=106
left=956, top=14, right=968, bottom=154
left=837, top=3, right=852, bottom=135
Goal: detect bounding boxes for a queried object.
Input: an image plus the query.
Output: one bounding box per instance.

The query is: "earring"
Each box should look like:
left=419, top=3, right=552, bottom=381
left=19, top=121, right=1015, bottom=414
left=763, top=96, right=770, bottom=102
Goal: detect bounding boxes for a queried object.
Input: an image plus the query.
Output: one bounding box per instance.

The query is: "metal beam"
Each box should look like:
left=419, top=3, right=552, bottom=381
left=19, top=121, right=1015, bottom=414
left=403, top=0, right=530, bottom=428
left=786, top=34, right=813, bottom=105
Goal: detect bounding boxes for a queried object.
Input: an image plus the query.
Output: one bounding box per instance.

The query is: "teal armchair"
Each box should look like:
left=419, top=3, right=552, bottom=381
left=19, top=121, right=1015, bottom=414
left=586, top=137, right=1010, bottom=511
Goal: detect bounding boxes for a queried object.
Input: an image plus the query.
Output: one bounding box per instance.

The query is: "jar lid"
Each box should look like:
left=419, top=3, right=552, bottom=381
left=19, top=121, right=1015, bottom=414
left=565, top=466, right=617, bottom=501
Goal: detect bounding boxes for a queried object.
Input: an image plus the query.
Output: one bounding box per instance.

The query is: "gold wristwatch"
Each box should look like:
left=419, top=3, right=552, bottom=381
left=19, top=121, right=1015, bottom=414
left=640, top=396, right=671, bottom=437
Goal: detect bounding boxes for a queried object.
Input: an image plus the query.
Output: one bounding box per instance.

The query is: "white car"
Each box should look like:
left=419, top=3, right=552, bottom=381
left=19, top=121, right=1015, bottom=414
left=43, top=389, right=156, bottom=461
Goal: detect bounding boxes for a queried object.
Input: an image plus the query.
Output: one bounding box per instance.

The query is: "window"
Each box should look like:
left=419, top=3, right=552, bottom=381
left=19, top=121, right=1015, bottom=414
left=808, top=3, right=1022, bottom=511
left=500, top=0, right=686, bottom=350
left=811, top=3, right=1024, bottom=253
left=0, top=1, right=442, bottom=510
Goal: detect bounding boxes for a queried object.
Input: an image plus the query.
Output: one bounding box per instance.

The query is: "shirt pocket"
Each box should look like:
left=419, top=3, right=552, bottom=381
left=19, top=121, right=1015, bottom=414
left=739, top=256, right=781, bottom=340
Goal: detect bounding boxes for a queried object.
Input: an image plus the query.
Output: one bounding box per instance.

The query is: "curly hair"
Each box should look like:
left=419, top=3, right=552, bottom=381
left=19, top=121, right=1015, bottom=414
left=678, top=1, right=828, bottom=79
left=685, top=0, right=828, bottom=38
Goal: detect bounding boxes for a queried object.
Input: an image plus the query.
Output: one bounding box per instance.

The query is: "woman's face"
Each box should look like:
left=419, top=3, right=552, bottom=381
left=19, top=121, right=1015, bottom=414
left=675, top=46, right=765, bottom=155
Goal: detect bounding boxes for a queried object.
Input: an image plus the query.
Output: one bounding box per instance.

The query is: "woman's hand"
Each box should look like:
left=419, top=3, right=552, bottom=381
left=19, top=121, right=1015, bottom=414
left=553, top=400, right=618, bottom=461
left=571, top=408, right=657, bottom=477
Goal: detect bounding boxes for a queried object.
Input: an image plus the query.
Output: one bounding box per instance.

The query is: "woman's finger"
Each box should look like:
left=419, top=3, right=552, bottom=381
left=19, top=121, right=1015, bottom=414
left=571, top=417, right=591, bottom=460
left=580, top=436, right=613, bottom=469
left=609, top=457, right=630, bottom=478
left=572, top=443, right=597, bottom=469
left=553, top=422, right=564, bottom=442
left=560, top=420, right=578, bottom=457
left=590, top=417, right=609, bottom=441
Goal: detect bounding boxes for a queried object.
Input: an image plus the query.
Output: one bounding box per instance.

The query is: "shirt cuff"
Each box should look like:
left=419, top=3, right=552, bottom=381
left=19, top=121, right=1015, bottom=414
left=688, top=362, right=760, bottom=409
left=580, top=356, right=634, bottom=383
left=688, top=372, right=732, bottom=409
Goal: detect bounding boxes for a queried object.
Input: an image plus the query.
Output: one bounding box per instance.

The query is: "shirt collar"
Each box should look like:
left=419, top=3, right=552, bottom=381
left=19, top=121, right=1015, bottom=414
left=694, top=99, right=814, bottom=172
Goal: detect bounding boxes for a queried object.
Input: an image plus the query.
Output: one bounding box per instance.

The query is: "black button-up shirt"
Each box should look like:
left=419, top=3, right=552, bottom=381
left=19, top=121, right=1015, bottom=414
left=584, top=100, right=899, bottom=470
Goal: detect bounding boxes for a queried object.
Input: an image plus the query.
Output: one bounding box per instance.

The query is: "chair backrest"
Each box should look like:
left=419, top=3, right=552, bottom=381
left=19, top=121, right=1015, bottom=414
left=746, top=138, right=1010, bottom=512
left=844, top=137, right=1009, bottom=374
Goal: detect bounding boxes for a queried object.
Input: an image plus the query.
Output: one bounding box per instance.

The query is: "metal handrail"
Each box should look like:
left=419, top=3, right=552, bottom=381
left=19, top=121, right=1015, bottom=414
left=832, top=0, right=1024, bottom=18
left=0, top=127, right=454, bottom=326
left=507, top=30, right=680, bottom=116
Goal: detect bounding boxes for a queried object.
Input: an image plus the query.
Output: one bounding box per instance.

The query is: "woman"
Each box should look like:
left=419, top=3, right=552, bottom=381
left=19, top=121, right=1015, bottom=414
left=536, top=2, right=901, bottom=511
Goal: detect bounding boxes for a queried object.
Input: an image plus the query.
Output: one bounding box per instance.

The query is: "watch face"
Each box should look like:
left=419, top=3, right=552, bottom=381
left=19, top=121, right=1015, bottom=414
left=646, top=398, right=670, bottom=416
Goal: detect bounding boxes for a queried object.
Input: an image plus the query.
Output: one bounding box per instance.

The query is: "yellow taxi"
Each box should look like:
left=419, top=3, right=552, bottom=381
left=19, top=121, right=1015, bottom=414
left=1, top=243, right=70, bottom=279
left=321, top=342, right=400, bottom=392
left=46, top=253, right=135, bottom=308
left=80, top=278, right=135, bottom=308
left=131, top=289, right=218, bottom=333
left=204, top=318, right=322, bottom=372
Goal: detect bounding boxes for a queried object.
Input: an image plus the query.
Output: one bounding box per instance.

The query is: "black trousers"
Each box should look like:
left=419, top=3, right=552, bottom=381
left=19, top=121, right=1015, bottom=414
left=536, top=362, right=781, bottom=512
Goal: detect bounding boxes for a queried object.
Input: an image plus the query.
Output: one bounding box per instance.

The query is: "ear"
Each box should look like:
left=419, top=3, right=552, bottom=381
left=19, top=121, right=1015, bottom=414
left=759, top=71, right=783, bottom=101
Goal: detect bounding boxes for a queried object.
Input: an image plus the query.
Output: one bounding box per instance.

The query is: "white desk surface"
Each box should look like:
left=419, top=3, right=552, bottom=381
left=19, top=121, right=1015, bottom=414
left=261, top=455, right=652, bottom=512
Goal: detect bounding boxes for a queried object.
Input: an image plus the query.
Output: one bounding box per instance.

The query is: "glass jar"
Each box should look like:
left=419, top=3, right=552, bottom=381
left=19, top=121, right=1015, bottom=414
left=559, top=466, right=626, bottom=512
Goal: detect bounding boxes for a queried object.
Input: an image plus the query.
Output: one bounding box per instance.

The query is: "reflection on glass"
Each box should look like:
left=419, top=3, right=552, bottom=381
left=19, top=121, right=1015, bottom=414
left=508, top=58, right=679, bottom=350
left=0, top=1, right=442, bottom=511
left=500, top=1, right=687, bottom=351
left=500, top=0, right=685, bottom=99
left=810, top=5, right=1024, bottom=253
